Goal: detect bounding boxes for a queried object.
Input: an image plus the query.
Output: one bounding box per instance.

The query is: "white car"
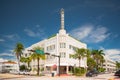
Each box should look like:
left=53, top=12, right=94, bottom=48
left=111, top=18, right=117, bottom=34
left=19, top=71, right=30, bottom=75
left=10, top=70, right=19, bottom=74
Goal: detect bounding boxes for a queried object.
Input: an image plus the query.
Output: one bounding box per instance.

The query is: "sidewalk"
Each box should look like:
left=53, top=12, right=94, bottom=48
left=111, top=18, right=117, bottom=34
left=0, top=73, right=24, bottom=79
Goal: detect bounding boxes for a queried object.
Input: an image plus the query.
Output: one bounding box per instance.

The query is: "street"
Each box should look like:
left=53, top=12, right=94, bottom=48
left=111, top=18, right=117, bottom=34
left=0, top=73, right=119, bottom=80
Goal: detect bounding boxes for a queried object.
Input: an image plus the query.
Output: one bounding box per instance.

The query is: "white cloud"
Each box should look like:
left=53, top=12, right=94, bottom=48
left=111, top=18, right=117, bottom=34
left=69, top=24, right=110, bottom=43
left=69, top=24, right=93, bottom=40
left=104, top=49, right=120, bottom=62
left=0, top=53, right=14, bottom=57
left=0, top=39, right=5, bottom=42
left=0, top=58, right=8, bottom=62
left=24, top=28, right=45, bottom=38
left=24, top=29, right=36, bottom=37
left=5, top=34, right=20, bottom=41
left=89, top=26, right=110, bottom=43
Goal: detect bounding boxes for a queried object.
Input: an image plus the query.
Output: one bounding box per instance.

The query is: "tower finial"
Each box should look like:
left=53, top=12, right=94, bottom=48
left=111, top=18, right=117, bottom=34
left=59, top=8, right=66, bottom=35
left=60, top=8, right=64, bottom=30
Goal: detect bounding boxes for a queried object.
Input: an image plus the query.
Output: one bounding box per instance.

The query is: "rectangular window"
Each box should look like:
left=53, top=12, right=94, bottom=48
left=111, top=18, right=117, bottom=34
left=60, top=43, right=66, bottom=48
left=25, top=54, right=27, bottom=57
left=47, top=45, right=55, bottom=51
left=60, top=52, right=66, bottom=58
left=69, top=45, right=72, bottom=49
left=69, top=45, right=77, bottom=51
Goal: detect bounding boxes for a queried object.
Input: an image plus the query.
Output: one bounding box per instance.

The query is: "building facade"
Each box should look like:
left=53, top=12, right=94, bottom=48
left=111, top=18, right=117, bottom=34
left=103, top=56, right=116, bottom=73
left=0, top=61, right=19, bottom=73
left=23, top=9, right=87, bottom=75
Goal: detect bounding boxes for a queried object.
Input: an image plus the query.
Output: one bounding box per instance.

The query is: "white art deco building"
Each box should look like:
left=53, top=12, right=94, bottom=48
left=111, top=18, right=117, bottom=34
left=23, top=9, right=87, bottom=75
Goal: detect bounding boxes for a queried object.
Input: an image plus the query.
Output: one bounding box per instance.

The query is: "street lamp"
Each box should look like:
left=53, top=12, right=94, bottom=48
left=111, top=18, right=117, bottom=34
left=45, top=53, right=60, bottom=76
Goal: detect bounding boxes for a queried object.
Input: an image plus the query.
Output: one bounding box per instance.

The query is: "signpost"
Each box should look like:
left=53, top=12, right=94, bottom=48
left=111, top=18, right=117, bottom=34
left=43, top=53, right=61, bottom=76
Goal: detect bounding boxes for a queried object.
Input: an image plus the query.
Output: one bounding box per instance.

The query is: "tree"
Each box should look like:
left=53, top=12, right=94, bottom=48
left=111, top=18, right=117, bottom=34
left=91, top=49, right=105, bottom=71
left=30, top=46, right=45, bottom=75
left=14, top=42, right=24, bottom=71
left=20, top=65, right=27, bottom=71
left=70, top=48, right=87, bottom=67
left=99, top=55, right=105, bottom=68
left=20, top=56, right=31, bottom=68
left=116, top=61, right=120, bottom=70
left=87, top=57, right=96, bottom=70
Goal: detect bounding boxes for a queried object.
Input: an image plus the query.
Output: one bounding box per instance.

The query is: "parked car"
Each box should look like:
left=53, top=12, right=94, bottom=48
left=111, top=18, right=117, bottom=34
left=114, top=70, right=120, bottom=77
left=19, top=70, right=30, bottom=75
left=86, top=70, right=98, bottom=77
left=10, top=70, right=19, bottom=74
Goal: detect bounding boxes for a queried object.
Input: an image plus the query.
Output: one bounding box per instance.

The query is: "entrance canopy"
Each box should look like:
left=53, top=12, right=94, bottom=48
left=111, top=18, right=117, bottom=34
left=45, top=63, right=73, bottom=66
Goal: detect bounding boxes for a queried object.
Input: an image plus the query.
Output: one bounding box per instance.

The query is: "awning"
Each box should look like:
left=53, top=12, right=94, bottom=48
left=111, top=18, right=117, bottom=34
left=45, top=63, right=72, bottom=66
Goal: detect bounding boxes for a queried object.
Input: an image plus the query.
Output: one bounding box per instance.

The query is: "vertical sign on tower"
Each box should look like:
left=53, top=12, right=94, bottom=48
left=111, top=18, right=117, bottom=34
left=61, top=8, right=64, bottom=30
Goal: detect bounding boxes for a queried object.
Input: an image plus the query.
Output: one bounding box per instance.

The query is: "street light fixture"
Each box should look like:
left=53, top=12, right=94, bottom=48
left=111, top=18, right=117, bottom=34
left=45, top=53, right=60, bottom=76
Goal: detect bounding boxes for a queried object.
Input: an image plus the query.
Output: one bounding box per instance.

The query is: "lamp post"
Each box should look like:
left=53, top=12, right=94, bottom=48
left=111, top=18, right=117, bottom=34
left=45, top=53, right=60, bottom=76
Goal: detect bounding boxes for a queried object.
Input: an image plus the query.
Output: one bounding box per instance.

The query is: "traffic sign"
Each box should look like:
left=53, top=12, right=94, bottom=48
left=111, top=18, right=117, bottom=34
left=35, top=50, right=44, bottom=55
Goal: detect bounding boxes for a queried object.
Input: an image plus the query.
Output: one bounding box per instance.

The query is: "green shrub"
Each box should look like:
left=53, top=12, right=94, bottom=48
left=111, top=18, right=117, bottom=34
left=98, top=68, right=105, bottom=72
left=20, top=65, right=27, bottom=71
left=74, top=67, right=86, bottom=76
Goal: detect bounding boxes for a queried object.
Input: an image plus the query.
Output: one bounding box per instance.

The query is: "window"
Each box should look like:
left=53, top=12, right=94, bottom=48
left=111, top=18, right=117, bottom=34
left=25, top=54, right=27, bottom=57
left=69, top=45, right=72, bottom=49
left=60, top=43, right=66, bottom=48
left=69, top=45, right=77, bottom=51
left=60, top=52, right=66, bottom=58
left=47, top=45, right=55, bottom=51
left=69, top=54, right=72, bottom=58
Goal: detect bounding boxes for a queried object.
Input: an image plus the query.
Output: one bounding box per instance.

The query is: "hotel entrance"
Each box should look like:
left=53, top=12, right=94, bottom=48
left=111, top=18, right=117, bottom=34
left=60, top=66, right=74, bottom=74
left=60, top=66, right=66, bottom=74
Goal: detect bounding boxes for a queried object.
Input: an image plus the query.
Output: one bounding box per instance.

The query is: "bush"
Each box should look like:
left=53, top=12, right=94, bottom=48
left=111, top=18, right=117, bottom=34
left=20, top=65, right=27, bottom=71
left=98, top=68, right=105, bottom=72
left=74, top=67, right=86, bottom=76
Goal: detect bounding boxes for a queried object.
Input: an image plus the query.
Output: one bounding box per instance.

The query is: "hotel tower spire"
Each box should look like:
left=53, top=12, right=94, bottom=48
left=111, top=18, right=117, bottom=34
left=59, top=8, right=66, bottom=35
left=60, top=8, right=64, bottom=30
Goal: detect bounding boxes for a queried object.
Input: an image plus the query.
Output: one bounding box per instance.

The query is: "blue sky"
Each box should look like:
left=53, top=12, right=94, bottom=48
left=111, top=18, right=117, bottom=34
left=0, top=0, right=120, bottom=62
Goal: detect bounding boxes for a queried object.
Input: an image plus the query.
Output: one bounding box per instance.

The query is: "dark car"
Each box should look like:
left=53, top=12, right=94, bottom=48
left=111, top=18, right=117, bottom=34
left=114, top=70, right=120, bottom=77
left=86, top=70, right=98, bottom=77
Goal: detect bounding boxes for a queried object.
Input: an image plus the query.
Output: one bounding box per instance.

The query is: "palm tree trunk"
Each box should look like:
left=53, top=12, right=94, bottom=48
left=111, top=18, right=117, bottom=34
left=37, top=58, right=40, bottom=75
left=96, top=60, right=99, bottom=71
left=17, top=57, right=20, bottom=74
left=79, top=59, right=80, bottom=67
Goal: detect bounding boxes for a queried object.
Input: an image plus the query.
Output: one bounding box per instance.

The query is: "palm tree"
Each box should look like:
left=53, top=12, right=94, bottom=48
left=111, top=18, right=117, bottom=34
left=85, top=49, right=96, bottom=70
left=14, top=42, right=24, bottom=71
left=70, top=48, right=87, bottom=67
left=87, top=57, right=96, bottom=70
left=30, top=46, right=45, bottom=75
left=99, top=55, right=105, bottom=68
left=86, top=49, right=91, bottom=58
left=116, top=61, right=120, bottom=70
left=91, top=49, right=105, bottom=70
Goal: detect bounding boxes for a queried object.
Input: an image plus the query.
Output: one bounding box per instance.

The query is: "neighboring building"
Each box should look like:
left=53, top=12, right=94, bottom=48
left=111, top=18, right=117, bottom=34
left=103, top=56, right=116, bottom=73
left=0, top=60, right=19, bottom=73
left=0, top=58, right=8, bottom=73
left=2, top=61, right=19, bottom=73
left=0, top=62, right=2, bottom=73
left=23, top=9, right=87, bottom=75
